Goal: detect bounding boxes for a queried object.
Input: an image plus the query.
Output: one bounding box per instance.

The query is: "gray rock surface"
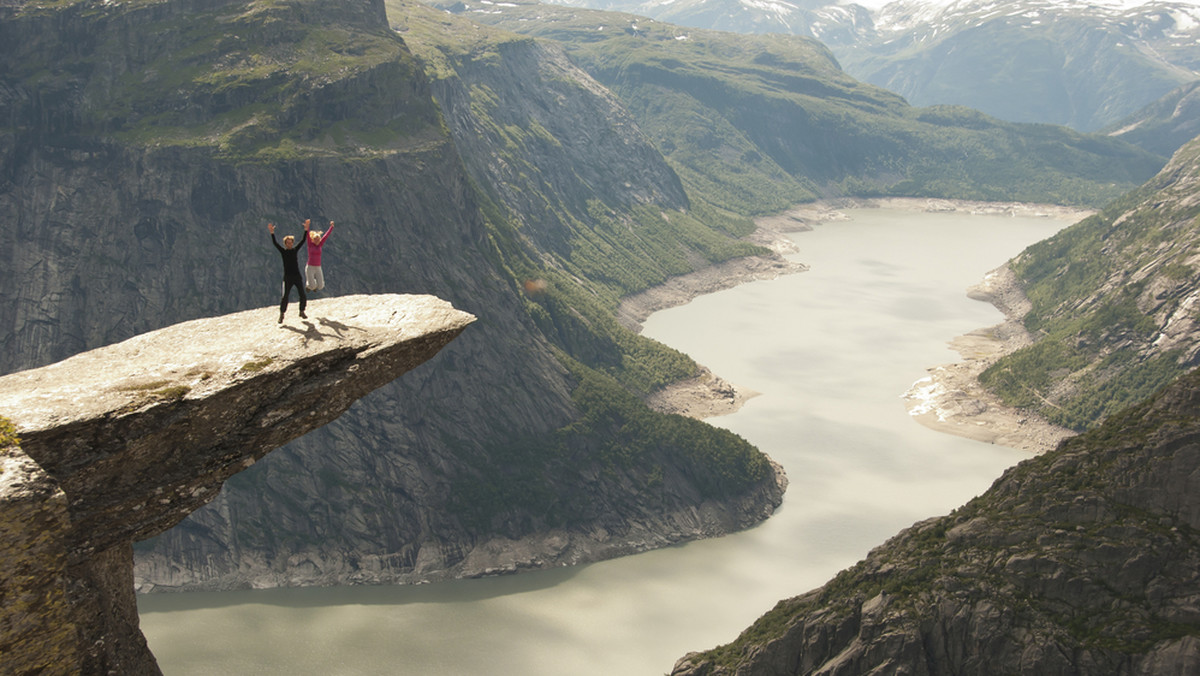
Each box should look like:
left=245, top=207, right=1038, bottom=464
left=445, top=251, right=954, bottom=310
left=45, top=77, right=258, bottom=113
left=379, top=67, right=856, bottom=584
left=0, top=293, right=473, bottom=675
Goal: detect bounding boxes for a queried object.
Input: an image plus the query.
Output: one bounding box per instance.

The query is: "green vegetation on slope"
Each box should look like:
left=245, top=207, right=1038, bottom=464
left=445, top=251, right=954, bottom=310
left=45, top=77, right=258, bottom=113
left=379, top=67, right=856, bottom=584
left=0, top=415, right=19, bottom=448
left=4, top=0, right=441, bottom=160
left=390, top=1, right=780, bottom=530
left=449, top=175, right=770, bottom=531
left=686, top=367, right=1200, bottom=672
left=432, top=0, right=1165, bottom=210
left=451, top=356, right=771, bottom=532
left=980, top=138, right=1200, bottom=430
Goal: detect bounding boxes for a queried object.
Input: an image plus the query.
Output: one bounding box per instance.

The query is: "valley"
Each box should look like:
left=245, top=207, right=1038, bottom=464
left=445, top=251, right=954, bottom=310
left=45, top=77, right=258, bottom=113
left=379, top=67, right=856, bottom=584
left=2, top=0, right=1200, bottom=671
left=138, top=204, right=1066, bottom=675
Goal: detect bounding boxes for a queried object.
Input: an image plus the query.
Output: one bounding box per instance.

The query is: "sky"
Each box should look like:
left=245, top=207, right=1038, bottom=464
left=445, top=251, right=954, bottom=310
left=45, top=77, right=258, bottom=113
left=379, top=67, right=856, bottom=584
left=849, top=0, right=1200, bottom=9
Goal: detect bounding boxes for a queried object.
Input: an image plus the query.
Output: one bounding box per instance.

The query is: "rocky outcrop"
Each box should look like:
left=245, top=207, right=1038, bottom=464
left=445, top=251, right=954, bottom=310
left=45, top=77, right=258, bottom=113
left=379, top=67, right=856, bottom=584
left=671, top=366, right=1200, bottom=676
left=0, top=294, right=473, bottom=675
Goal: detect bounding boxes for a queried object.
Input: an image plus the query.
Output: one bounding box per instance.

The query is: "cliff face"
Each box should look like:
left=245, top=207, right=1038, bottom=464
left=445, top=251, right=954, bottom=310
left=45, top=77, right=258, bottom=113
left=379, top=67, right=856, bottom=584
left=0, top=294, right=473, bottom=676
left=672, top=365, right=1200, bottom=676
left=1, top=0, right=784, bottom=594
left=395, top=3, right=689, bottom=253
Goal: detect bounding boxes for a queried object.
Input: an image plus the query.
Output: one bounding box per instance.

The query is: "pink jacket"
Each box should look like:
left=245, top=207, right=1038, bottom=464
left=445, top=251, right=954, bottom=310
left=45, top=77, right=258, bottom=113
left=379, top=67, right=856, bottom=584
left=306, top=224, right=334, bottom=266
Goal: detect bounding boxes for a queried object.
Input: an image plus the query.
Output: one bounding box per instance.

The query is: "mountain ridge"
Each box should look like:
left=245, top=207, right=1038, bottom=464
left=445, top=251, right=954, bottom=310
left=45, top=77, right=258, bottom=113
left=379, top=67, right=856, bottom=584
left=440, top=0, right=1165, bottom=207
left=542, top=0, right=1200, bottom=133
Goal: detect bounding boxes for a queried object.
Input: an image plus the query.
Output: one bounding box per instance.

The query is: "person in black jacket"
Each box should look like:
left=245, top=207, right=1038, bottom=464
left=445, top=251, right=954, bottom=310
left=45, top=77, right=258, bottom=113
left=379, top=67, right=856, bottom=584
left=268, top=220, right=310, bottom=323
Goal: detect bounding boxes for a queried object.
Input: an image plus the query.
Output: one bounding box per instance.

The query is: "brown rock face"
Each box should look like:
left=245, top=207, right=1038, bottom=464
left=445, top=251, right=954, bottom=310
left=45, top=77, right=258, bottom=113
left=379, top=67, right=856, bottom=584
left=0, top=293, right=473, bottom=675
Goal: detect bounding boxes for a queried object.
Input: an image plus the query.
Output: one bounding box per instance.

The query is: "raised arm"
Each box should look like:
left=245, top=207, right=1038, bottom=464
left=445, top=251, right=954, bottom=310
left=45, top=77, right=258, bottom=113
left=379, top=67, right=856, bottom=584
left=322, top=220, right=335, bottom=244
left=268, top=223, right=285, bottom=252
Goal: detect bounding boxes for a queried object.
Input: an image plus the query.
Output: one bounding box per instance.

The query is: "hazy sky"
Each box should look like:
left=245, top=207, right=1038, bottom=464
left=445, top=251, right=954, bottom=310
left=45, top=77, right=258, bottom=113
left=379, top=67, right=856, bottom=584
left=851, top=0, right=1200, bottom=9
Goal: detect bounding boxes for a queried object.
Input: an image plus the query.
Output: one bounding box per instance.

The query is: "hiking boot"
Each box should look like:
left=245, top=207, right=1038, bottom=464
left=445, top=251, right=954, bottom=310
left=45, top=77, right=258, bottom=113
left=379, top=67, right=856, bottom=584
left=299, top=311, right=308, bottom=319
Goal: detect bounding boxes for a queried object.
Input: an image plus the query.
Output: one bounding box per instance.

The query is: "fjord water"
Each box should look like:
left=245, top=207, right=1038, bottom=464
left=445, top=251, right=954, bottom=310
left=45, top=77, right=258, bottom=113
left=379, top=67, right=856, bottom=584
left=138, top=207, right=1075, bottom=675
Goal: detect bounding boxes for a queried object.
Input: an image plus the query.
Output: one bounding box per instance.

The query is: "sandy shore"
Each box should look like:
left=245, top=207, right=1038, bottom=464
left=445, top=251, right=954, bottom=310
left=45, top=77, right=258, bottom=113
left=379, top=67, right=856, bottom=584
left=627, top=197, right=1089, bottom=452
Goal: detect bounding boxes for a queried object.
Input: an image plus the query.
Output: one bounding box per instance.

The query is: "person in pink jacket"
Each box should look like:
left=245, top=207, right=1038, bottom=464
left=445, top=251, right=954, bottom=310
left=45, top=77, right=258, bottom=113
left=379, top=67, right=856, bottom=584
left=305, top=220, right=335, bottom=292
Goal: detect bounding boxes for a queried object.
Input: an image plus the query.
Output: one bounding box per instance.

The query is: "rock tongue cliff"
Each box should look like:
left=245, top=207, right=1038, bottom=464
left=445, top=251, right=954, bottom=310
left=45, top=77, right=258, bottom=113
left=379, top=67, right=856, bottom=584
left=0, top=294, right=474, bottom=675
left=1, top=0, right=784, bottom=595
left=672, top=367, right=1200, bottom=676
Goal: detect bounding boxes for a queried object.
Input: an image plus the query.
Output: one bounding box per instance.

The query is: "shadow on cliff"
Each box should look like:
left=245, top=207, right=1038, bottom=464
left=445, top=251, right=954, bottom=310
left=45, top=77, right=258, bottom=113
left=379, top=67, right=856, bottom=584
left=279, top=317, right=368, bottom=343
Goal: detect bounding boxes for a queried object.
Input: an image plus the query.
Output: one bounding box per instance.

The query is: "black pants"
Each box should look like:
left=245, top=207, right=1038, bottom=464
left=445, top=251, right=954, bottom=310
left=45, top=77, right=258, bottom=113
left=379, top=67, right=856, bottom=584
left=280, top=277, right=307, bottom=315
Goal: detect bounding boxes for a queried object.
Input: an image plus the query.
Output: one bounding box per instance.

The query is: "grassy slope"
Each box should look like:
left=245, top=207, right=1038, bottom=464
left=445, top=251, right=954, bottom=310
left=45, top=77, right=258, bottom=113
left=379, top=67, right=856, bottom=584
left=3, top=0, right=444, bottom=159
left=430, top=0, right=1166, bottom=211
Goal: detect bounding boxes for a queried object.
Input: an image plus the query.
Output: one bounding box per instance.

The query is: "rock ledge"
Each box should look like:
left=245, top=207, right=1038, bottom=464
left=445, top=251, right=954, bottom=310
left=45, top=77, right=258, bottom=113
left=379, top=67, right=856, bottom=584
left=0, top=293, right=473, bottom=675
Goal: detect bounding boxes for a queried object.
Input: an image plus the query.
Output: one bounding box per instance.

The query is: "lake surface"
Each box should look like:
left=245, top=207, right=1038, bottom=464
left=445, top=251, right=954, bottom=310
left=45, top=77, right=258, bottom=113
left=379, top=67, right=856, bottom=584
left=139, top=207, right=1076, bottom=675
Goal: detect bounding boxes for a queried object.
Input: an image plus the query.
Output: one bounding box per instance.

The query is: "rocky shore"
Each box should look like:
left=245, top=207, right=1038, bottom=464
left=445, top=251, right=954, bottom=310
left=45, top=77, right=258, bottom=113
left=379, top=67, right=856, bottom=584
left=633, top=198, right=1088, bottom=453
left=903, top=264, right=1078, bottom=453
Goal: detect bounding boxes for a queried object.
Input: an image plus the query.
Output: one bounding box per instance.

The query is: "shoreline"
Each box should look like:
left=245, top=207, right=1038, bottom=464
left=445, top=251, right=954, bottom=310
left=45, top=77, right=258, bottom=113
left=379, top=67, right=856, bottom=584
left=902, top=264, right=1077, bottom=454
left=629, top=197, right=1087, bottom=453
left=619, top=205, right=810, bottom=419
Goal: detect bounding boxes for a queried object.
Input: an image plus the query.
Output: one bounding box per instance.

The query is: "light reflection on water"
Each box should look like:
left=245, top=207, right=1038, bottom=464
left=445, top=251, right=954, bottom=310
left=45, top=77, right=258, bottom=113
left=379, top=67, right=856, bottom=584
left=139, top=208, right=1075, bottom=675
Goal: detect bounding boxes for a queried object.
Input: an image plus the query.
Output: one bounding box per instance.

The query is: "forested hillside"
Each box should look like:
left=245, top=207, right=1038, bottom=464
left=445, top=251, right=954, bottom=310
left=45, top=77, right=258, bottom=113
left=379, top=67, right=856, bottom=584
left=979, top=134, right=1200, bottom=431
left=432, top=0, right=1165, bottom=210
left=1105, top=80, right=1200, bottom=158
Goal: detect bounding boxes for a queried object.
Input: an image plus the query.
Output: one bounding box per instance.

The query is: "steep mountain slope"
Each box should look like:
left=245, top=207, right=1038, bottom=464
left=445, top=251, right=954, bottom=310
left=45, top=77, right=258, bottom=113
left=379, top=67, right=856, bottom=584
left=835, top=0, right=1200, bottom=132
left=547, top=0, right=1200, bottom=133
left=1105, top=79, right=1200, bottom=157
left=978, top=134, right=1200, bottom=431
left=392, top=0, right=764, bottom=298
left=0, top=0, right=782, bottom=592
left=672, top=363, right=1200, bottom=676
left=544, top=0, right=870, bottom=39
left=438, top=0, right=1164, bottom=209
